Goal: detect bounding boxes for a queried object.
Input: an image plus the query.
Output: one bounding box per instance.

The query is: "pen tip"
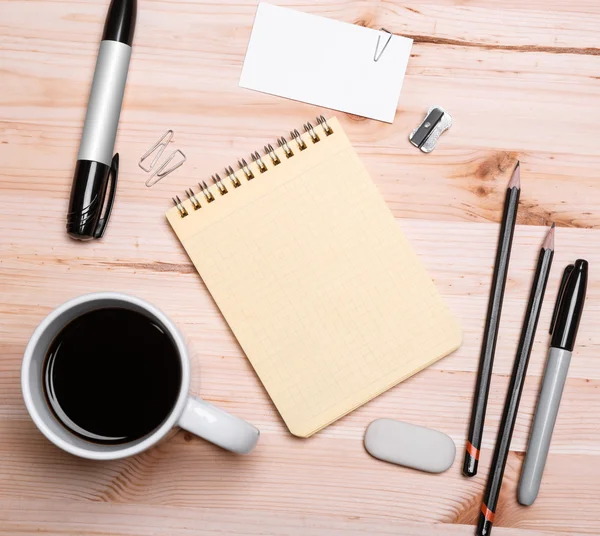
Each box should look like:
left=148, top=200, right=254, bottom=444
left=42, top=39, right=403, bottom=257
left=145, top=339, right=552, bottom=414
left=508, top=161, right=521, bottom=189
left=542, top=224, right=555, bottom=250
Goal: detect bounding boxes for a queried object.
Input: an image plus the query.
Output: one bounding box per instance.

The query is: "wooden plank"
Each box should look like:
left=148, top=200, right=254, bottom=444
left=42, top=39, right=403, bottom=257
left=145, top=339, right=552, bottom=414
left=1, top=0, right=599, bottom=534
left=0, top=422, right=598, bottom=532
left=1, top=219, right=598, bottom=534
left=2, top=2, right=600, bottom=227
left=0, top=499, right=591, bottom=536
left=2, top=218, right=598, bottom=382
left=0, top=419, right=598, bottom=532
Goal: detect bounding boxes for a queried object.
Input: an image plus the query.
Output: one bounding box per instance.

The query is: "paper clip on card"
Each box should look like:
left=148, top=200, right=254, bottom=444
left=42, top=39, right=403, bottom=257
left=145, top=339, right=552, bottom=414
left=240, top=3, right=413, bottom=123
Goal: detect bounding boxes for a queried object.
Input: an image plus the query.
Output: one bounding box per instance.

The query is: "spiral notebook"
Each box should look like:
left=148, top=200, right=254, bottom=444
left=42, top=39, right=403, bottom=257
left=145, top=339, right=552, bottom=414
left=166, top=117, right=461, bottom=437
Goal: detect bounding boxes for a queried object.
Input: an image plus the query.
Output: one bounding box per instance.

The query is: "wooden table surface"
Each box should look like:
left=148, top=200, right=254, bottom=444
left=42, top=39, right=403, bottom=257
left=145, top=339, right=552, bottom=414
left=1, top=0, right=599, bottom=534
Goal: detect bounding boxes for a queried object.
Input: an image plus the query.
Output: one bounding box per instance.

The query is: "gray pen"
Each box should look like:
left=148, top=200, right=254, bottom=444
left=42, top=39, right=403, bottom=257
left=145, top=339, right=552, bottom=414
left=518, top=259, right=588, bottom=506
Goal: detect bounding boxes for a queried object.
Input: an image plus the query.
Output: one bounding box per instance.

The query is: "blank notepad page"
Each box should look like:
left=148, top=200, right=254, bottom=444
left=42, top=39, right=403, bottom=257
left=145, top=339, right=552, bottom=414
left=166, top=117, right=461, bottom=437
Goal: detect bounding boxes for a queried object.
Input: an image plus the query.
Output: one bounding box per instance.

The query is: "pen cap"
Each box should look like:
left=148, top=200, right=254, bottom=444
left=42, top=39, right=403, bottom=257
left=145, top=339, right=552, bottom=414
left=66, top=155, right=119, bottom=241
left=102, top=0, right=137, bottom=46
left=550, top=260, right=588, bottom=351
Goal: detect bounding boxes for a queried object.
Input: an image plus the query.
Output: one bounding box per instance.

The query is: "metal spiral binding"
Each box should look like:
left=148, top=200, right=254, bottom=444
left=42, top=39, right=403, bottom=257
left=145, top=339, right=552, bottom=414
left=173, top=195, right=188, bottom=217
left=290, top=129, right=307, bottom=151
left=316, top=115, right=333, bottom=136
left=278, top=137, right=293, bottom=158
left=226, top=166, right=242, bottom=188
left=172, top=116, right=335, bottom=218
left=264, top=144, right=281, bottom=166
left=198, top=181, right=215, bottom=202
left=251, top=151, right=268, bottom=173
left=212, top=174, right=228, bottom=195
left=186, top=189, right=201, bottom=211
left=238, top=159, right=254, bottom=180
left=304, top=122, right=320, bottom=143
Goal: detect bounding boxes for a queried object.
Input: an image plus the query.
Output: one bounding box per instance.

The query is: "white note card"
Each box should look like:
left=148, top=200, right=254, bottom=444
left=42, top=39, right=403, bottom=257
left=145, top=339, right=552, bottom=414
left=239, top=3, right=413, bottom=123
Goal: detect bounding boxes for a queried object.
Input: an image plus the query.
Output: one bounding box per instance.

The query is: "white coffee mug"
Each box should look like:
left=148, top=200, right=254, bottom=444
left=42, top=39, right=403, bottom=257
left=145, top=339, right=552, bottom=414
left=21, top=292, right=259, bottom=460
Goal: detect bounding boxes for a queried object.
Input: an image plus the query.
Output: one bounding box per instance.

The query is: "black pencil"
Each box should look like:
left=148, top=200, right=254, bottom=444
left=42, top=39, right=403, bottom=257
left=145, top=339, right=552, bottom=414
left=477, top=225, right=555, bottom=536
left=463, top=162, right=521, bottom=477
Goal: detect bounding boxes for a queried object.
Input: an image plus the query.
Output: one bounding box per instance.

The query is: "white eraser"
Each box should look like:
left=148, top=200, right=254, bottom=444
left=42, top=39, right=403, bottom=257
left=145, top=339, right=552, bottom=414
left=364, top=418, right=456, bottom=473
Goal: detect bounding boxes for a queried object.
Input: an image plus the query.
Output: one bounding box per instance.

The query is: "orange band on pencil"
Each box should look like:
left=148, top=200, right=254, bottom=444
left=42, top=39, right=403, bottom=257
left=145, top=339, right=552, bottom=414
left=466, top=441, right=480, bottom=460
left=481, top=503, right=495, bottom=523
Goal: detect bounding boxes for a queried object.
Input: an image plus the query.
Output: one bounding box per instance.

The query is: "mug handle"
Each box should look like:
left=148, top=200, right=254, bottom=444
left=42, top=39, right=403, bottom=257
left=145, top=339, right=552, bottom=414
left=178, top=396, right=259, bottom=454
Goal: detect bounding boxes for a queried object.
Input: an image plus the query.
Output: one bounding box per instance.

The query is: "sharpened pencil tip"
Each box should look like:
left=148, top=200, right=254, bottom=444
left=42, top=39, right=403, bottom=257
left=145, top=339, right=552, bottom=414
left=542, top=224, right=555, bottom=250
left=508, top=161, right=521, bottom=189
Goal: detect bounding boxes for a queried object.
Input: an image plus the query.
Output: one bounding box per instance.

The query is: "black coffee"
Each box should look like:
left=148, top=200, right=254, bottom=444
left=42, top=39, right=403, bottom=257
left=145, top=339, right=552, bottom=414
left=43, top=307, right=182, bottom=444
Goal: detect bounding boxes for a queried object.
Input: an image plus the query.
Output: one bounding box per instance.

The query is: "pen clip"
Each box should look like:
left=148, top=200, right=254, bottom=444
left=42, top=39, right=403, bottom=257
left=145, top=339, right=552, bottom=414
left=94, top=153, right=119, bottom=239
left=549, top=264, right=574, bottom=335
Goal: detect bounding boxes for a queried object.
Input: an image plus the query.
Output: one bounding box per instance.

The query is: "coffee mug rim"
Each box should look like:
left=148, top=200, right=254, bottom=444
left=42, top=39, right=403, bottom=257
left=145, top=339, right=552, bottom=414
left=21, top=292, right=191, bottom=460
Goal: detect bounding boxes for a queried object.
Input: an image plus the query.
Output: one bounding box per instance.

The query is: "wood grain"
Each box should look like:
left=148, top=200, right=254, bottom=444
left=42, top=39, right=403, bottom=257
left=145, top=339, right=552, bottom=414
left=1, top=0, right=599, bottom=534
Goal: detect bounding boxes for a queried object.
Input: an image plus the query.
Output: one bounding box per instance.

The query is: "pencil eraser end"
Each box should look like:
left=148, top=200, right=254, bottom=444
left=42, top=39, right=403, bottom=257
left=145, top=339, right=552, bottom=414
left=364, top=418, right=456, bottom=473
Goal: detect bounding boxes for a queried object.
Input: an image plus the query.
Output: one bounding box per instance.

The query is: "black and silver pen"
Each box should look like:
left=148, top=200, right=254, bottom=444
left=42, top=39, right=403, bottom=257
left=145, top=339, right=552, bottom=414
left=66, top=0, right=137, bottom=240
left=518, top=259, right=588, bottom=506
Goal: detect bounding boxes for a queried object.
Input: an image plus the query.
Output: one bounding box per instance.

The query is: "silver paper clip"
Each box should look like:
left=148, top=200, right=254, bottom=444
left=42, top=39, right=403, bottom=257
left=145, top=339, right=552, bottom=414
left=409, top=106, right=453, bottom=153
left=139, top=130, right=174, bottom=172
left=145, top=149, right=187, bottom=187
left=374, top=29, right=392, bottom=62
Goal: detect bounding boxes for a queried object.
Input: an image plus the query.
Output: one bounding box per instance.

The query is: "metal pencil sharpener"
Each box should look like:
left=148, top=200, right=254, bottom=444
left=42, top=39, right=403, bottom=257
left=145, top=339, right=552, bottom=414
left=409, top=106, right=452, bottom=153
